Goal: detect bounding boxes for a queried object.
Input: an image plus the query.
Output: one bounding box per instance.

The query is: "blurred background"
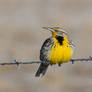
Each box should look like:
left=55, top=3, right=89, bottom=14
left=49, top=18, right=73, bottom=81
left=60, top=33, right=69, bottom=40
left=0, top=0, right=92, bottom=92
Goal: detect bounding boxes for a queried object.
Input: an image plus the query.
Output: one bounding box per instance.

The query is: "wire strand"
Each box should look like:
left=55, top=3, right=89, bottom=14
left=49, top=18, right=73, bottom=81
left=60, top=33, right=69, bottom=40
left=0, top=56, right=92, bottom=67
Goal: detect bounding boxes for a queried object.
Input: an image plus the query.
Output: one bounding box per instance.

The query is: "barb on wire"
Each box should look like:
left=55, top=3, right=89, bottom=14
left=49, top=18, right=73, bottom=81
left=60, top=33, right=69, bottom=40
left=70, top=56, right=92, bottom=64
left=0, top=56, right=92, bottom=70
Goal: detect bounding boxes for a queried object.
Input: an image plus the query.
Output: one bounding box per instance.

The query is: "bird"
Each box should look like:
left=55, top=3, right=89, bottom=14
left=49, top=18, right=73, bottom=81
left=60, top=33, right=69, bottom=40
left=35, top=27, right=73, bottom=77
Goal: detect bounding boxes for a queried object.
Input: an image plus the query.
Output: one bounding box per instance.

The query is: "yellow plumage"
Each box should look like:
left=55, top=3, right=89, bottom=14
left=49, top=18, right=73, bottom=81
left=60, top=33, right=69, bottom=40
left=35, top=27, right=73, bottom=77
left=48, top=37, right=72, bottom=64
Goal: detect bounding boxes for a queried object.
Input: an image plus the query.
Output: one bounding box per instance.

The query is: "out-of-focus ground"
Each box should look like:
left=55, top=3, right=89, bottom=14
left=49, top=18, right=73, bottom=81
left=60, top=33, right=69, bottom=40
left=0, top=0, right=92, bottom=92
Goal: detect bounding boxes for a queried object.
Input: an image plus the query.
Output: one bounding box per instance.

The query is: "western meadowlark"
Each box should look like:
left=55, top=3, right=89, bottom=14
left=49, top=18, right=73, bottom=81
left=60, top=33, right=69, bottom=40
left=35, top=27, right=73, bottom=77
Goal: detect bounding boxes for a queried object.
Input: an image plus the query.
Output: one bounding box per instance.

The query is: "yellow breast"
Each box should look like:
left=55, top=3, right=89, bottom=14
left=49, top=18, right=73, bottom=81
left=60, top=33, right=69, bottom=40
left=48, top=37, right=72, bottom=64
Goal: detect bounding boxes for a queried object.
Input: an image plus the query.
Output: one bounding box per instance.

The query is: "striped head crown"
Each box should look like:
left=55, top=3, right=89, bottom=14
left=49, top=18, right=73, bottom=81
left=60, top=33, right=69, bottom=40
left=43, top=27, right=67, bottom=37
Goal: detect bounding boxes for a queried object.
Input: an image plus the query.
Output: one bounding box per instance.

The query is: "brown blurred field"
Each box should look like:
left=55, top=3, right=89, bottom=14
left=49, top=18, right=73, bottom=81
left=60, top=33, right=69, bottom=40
left=0, top=0, right=92, bottom=92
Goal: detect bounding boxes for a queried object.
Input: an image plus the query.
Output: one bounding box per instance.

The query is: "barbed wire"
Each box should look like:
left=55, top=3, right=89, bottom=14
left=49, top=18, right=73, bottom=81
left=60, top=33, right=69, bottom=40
left=0, top=56, right=92, bottom=70
left=70, top=56, right=92, bottom=64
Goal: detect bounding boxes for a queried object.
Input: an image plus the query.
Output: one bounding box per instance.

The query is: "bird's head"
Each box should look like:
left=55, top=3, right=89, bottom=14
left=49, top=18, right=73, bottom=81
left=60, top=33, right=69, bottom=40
left=43, top=27, right=67, bottom=37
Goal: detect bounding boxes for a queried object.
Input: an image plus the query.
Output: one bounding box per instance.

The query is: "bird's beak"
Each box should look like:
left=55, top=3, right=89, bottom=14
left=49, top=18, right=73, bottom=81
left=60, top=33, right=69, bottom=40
left=43, top=27, right=56, bottom=37
left=42, top=27, right=55, bottom=32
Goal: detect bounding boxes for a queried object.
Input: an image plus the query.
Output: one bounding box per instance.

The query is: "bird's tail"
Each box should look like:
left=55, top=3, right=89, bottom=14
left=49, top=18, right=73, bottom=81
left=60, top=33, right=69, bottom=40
left=35, top=63, right=49, bottom=77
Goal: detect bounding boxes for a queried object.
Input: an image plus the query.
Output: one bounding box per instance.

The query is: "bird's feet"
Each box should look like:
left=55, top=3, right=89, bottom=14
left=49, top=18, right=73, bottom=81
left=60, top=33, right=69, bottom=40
left=58, top=63, right=61, bottom=67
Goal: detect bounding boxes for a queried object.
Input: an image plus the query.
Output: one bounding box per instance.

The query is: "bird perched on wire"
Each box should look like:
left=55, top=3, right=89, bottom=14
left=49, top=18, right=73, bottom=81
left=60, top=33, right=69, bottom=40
left=35, top=27, right=73, bottom=77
